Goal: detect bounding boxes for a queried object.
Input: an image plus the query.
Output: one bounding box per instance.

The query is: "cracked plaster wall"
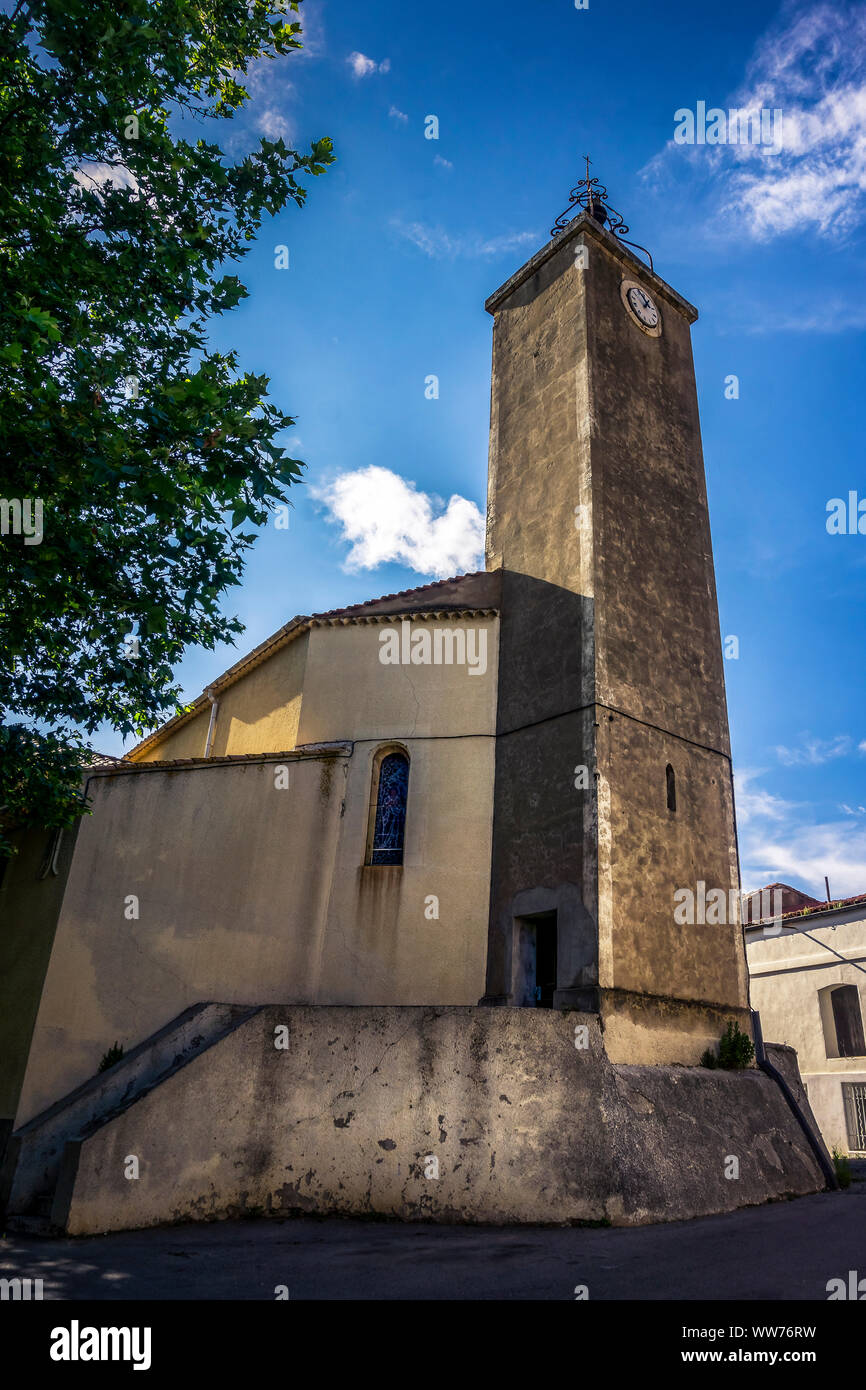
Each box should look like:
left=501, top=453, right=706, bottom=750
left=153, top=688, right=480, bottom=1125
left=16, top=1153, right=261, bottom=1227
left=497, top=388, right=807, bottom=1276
left=63, top=1005, right=825, bottom=1233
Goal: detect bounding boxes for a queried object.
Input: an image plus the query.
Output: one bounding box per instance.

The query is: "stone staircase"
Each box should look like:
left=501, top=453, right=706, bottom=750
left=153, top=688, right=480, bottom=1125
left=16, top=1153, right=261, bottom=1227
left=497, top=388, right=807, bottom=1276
left=0, top=1002, right=260, bottom=1234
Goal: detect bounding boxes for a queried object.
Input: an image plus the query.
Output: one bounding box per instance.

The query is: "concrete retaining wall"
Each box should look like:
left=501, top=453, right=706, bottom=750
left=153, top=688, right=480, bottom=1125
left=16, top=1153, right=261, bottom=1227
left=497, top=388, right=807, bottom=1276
left=3, top=1003, right=258, bottom=1218
left=57, top=1006, right=825, bottom=1234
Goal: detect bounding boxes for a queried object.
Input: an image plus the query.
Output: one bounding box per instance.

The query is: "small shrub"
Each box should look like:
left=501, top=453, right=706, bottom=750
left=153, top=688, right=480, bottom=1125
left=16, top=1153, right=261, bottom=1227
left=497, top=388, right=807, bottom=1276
left=717, top=1019, right=755, bottom=1069
left=832, top=1147, right=852, bottom=1189
left=701, top=1021, right=754, bottom=1070
left=97, top=1041, right=124, bottom=1073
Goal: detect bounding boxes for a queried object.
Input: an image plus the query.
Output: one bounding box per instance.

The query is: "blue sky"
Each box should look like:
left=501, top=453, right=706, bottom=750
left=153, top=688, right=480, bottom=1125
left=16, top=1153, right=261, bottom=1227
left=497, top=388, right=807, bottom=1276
left=99, top=0, right=866, bottom=900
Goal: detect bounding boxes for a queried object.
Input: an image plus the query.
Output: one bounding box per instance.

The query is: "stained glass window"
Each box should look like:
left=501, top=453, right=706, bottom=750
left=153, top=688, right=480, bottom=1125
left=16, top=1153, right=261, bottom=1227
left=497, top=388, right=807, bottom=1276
left=370, top=752, right=409, bottom=865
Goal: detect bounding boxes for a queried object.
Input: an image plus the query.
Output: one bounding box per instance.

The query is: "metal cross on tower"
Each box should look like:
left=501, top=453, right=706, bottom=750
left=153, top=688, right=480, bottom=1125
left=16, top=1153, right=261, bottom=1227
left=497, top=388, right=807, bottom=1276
left=550, top=157, right=653, bottom=271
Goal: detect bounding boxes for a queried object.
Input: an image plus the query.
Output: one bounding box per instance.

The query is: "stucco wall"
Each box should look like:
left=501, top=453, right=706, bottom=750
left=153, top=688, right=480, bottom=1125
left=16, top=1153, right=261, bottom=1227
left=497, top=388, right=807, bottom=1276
left=130, top=583, right=501, bottom=767
left=483, top=231, right=598, bottom=1014
left=130, top=704, right=209, bottom=764
left=59, top=1006, right=824, bottom=1235
left=16, top=613, right=499, bottom=1126
left=584, top=225, right=745, bottom=1056
left=211, top=632, right=308, bottom=757
left=132, top=631, right=310, bottom=763
left=298, top=619, right=499, bottom=1005
left=481, top=217, right=746, bottom=1055
left=600, top=715, right=747, bottom=1063
left=803, top=1071, right=866, bottom=1156
left=747, top=911, right=866, bottom=1154
left=14, top=753, right=346, bottom=1126
left=296, top=619, right=498, bottom=745
left=585, top=232, right=729, bottom=754
left=323, top=735, right=495, bottom=1004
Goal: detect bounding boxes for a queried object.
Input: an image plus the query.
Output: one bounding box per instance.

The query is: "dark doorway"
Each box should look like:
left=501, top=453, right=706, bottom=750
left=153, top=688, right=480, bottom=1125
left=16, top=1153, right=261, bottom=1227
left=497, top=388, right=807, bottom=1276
left=534, top=915, right=558, bottom=1008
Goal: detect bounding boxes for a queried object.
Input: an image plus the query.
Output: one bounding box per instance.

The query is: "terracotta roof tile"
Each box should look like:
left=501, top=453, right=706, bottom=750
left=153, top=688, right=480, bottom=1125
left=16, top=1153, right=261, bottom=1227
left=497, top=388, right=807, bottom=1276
left=745, top=881, right=866, bottom=926
left=310, top=572, right=488, bottom=620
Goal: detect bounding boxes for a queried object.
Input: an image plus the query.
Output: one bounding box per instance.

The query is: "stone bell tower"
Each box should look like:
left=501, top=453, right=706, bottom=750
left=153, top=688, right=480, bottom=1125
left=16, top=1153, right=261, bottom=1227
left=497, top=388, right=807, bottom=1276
left=481, top=171, right=750, bottom=1063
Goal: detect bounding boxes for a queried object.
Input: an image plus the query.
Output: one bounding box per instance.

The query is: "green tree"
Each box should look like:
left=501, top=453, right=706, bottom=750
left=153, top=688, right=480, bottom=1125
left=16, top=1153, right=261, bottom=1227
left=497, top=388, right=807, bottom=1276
left=0, top=0, right=333, bottom=850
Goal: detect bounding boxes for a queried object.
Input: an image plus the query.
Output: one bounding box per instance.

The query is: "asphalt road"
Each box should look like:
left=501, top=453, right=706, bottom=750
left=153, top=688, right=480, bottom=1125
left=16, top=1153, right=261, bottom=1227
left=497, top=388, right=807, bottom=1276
left=2, top=1187, right=865, bottom=1300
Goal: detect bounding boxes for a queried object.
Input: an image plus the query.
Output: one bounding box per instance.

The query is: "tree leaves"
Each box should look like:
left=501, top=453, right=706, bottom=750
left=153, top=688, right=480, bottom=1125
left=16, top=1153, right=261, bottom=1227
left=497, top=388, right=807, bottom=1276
left=0, top=0, right=334, bottom=849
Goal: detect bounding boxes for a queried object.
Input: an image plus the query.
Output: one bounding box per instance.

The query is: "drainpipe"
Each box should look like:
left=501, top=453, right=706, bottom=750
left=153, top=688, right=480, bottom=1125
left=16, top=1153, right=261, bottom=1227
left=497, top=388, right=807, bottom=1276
left=204, top=688, right=220, bottom=759
left=751, top=1010, right=838, bottom=1190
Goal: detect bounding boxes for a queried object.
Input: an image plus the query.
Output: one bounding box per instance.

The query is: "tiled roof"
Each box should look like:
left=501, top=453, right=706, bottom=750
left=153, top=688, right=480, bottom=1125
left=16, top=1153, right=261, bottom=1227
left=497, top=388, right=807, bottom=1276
left=745, top=880, right=866, bottom=927
left=83, top=751, right=123, bottom=768
left=309, top=572, right=492, bottom=619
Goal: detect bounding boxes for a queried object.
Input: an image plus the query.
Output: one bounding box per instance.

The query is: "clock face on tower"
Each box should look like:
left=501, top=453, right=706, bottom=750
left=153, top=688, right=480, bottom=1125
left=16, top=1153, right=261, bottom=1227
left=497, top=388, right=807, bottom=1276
left=627, top=286, right=658, bottom=327
left=620, top=278, right=663, bottom=337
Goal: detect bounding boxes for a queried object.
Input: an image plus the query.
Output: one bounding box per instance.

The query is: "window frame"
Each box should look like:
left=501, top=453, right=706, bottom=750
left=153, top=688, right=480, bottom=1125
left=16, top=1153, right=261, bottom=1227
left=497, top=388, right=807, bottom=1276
left=364, top=743, right=411, bottom=867
left=842, top=1081, right=866, bottom=1154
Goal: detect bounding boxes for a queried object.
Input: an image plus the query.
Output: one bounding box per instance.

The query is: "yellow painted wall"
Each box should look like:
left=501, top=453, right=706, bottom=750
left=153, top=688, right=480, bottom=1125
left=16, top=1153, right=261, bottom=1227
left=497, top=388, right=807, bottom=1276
left=16, top=753, right=346, bottom=1124
left=322, top=734, right=496, bottom=1004
left=211, top=632, right=308, bottom=756
left=297, top=619, right=499, bottom=744
left=131, top=705, right=210, bottom=762
left=130, top=630, right=309, bottom=762
left=17, top=615, right=500, bottom=1124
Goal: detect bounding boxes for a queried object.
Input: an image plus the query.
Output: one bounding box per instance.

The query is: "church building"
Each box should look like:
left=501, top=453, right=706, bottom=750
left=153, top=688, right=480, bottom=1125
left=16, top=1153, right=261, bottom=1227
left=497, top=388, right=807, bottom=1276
left=0, top=179, right=832, bottom=1232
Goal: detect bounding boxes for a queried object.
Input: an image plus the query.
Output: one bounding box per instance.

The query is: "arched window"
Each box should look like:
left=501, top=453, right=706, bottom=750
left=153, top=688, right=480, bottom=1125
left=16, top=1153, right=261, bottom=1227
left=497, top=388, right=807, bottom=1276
left=368, top=750, right=410, bottom=866
left=666, top=763, right=677, bottom=813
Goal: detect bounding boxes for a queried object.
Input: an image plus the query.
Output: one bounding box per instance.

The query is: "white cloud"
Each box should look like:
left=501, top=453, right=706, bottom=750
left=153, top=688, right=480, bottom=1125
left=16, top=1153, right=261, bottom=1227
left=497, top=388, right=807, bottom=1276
left=257, top=108, right=294, bottom=141
left=392, top=221, right=455, bottom=257
left=741, top=820, right=866, bottom=899
left=434, top=155, right=454, bottom=170
left=647, top=1, right=866, bottom=241
left=391, top=220, right=539, bottom=260
left=734, top=768, right=797, bottom=824
left=348, top=53, right=375, bottom=77
left=774, top=734, right=856, bottom=765
left=736, top=767, right=866, bottom=897
left=476, top=230, right=539, bottom=256
left=347, top=52, right=389, bottom=78
left=246, top=62, right=294, bottom=99
left=389, top=105, right=408, bottom=123
left=293, top=2, right=326, bottom=60
left=312, top=465, right=484, bottom=579
left=73, top=162, right=139, bottom=197
left=231, top=58, right=298, bottom=148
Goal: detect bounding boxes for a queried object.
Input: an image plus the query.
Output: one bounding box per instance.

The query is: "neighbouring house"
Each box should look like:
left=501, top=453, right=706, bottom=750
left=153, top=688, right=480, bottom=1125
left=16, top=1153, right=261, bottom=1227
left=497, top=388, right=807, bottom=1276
left=745, top=884, right=866, bottom=1157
